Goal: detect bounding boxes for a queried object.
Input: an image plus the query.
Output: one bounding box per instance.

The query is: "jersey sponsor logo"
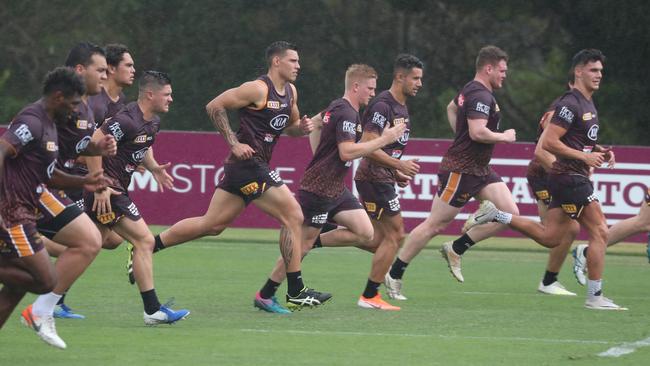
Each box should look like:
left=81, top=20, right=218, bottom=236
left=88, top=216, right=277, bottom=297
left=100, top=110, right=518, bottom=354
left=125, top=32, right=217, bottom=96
left=372, top=112, right=386, bottom=128
left=127, top=202, right=140, bottom=217
left=388, top=197, right=401, bottom=211
left=561, top=204, right=577, bottom=214
left=311, top=213, right=328, bottom=225
left=397, top=130, right=410, bottom=146
left=134, top=135, right=147, bottom=143
left=457, top=94, right=465, bottom=107
left=64, top=159, right=76, bottom=168
left=76, top=120, right=89, bottom=129
left=131, top=147, right=149, bottom=163
left=323, top=112, right=331, bottom=124
left=108, top=122, right=125, bottom=141
left=46, top=141, right=58, bottom=151
left=13, top=123, right=33, bottom=145
left=46, top=159, right=56, bottom=179
left=475, top=102, right=491, bottom=115
left=365, top=202, right=377, bottom=213
left=264, top=133, right=275, bottom=142
left=557, top=106, right=574, bottom=124
left=582, top=112, right=595, bottom=121
left=393, top=117, right=406, bottom=125
left=535, top=190, right=550, bottom=200
left=344, top=161, right=352, bottom=167
left=75, top=135, right=91, bottom=153
left=267, top=101, right=280, bottom=109
left=97, top=211, right=116, bottom=225
left=587, top=124, right=599, bottom=141
left=240, top=182, right=259, bottom=195
left=269, top=114, right=289, bottom=130
left=342, top=120, right=356, bottom=135
left=495, top=103, right=500, bottom=112
left=356, top=124, right=362, bottom=133
left=391, top=149, right=403, bottom=158
left=125, top=164, right=136, bottom=173
left=582, top=146, right=594, bottom=153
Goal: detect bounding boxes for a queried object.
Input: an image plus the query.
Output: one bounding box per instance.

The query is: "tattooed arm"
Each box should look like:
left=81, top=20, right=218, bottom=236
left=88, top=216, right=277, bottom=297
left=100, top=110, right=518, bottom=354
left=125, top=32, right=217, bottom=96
left=205, top=80, right=267, bottom=159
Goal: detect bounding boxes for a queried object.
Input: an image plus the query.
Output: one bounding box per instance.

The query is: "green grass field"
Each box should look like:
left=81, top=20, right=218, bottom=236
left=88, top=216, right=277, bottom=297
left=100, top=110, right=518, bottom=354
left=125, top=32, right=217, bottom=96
left=3, top=227, right=649, bottom=365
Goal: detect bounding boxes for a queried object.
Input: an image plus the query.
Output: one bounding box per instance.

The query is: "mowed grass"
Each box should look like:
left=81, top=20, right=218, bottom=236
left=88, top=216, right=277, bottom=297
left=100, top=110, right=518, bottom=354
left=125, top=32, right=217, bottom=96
left=2, top=227, right=649, bottom=365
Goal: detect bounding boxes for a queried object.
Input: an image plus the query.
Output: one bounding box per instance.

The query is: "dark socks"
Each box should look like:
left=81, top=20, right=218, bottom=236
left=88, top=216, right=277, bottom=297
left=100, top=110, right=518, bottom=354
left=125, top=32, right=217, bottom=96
left=362, top=279, right=381, bottom=298
left=389, top=257, right=409, bottom=280
left=259, top=278, right=281, bottom=299
left=542, top=271, right=559, bottom=286
left=286, top=271, right=305, bottom=297
left=140, top=289, right=161, bottom=315
left=153, top=235, right=166, bottom=253
left=451, top=233, right=476, bottom=255
left=56, top=292, right=66, bottom=306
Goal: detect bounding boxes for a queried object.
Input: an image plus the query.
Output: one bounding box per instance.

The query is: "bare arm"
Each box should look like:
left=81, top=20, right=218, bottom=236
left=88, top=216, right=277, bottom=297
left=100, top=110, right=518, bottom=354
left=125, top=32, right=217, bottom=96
left=533, top=113, right=556, bottom=171
left=206, top=80, right=266, bottom=159
left=308, top=113, right=324, bottom=154
left=359, top=130, right=420, bottom=177
left=284, top=84, right=312, bottom=137
left=447, top=99, right=458, bottom=133
left=142, top=147, right=173, bottom=191
left=468, top=118, right=516, bottom=144
left=338, top=123, right=406, bottom=161
left=542, top=123, right=605, bottom=168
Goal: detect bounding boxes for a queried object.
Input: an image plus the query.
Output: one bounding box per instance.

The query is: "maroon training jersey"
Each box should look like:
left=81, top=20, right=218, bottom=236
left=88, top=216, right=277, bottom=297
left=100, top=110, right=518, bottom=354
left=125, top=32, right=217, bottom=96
left=56, top=100, right=96, bottom=174
left=87, top=87, right=127, bottom=127
left=354, top=90, right=410, bottom=183
left=440, top=80, right=501, bottom=176
left=227, top=75, right=294, bottom=164
left=549, top=89, right=599, bottom=177
left=100, top=101, right=160, bottom=192
left=300, top=98, right=360, bottom=198
left=526, top=96, right=562, bottom=179
left=0, top=100, right=59, bottom=226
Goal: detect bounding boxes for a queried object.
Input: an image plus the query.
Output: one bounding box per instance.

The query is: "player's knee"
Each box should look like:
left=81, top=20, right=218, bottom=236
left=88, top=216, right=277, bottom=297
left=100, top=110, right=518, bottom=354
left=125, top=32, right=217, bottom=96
left=204, top=223, right=226, bottom=236
left=132, top=235, right=155, bottom=252
left=281, top=209, right=304, bottom=230
left=33, top=269, right=57, bottom=294
left=81, top=230, right=102, bottom=257
left=356, top=229, right=374, bottom=245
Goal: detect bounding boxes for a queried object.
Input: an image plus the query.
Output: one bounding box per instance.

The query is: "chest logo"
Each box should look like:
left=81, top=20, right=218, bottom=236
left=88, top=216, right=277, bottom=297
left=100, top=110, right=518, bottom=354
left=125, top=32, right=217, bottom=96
left=132, top=147, right=149, bottom=162
left=46, top=141, right=58, bottom=151
left=267, top=101, right=280, bottom=109
left=587, top=124, right=599, bottom=141
left=397, top=130, right=410, bottom=146
left=75, top=136, right=91, bottom=153
left=269, top=114, right=289, bottom=131
left=582, top=112, right=595, bottom=121
left=76, top=120, right=89, bottom=129
left=134, top=135, right=147, bottom=143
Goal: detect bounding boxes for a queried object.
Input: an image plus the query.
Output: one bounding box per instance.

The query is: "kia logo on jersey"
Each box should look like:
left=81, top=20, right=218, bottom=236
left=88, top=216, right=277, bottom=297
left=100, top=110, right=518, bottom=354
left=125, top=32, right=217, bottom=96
left=269, top=114, right=289, bottom=131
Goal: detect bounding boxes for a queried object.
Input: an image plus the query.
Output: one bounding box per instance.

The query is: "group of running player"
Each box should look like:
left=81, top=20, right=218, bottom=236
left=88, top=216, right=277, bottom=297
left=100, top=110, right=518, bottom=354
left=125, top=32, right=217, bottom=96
left=1, top=40, right=648, bottom=350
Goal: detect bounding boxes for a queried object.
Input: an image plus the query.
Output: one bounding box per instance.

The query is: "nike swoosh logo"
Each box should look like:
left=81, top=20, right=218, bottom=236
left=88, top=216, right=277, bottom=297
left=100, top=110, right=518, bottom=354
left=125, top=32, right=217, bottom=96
left=27, top=312, right=41, bottom=332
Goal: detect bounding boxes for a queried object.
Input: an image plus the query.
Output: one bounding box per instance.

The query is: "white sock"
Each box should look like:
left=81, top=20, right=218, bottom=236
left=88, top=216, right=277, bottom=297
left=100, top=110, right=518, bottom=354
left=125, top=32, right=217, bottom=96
left=587, top=279, right=602, bottom=297
left=32, top=292, right=63, bottom=317
left=495, top=211, right=512, bottom=224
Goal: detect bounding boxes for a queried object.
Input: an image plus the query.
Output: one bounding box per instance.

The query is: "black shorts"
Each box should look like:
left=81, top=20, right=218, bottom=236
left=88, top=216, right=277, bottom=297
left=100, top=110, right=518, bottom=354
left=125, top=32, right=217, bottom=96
left=526, top=174, right=551, bottom=206
left=84, top=190, right=142, bottom=227
left=437, top=169, right=502, bottom=208
left=355, top=181, right=400, bottom=220
left=548, top=174, right=598, bottom=219
left=64, top=188, right=85, bottom=210
left=0, top=223, right=45, bottom=258
left=35, top=188, right=84, bottom=239
left=216, top=159, right=284, bottom=205
left=297, top=189, right=363, bottom=228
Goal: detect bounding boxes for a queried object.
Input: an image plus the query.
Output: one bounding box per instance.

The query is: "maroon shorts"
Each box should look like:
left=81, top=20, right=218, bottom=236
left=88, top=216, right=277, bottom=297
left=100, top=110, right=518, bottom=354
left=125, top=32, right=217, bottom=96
left=0, top=223, right=45, bottom=258
left=526, top=173, right=551, bottom=206
left=297, top=189, right=362, bottom=228
left=355, top=181, right=400, bottom=220
left=437, top=169, right=502, bottom=208
left=84, top=190, right=141, bottom=227
left=36, top=188, right=83, bottom=239
left=217, top=159, right=284, bottom=205
left=548, top=174, right=598, bottom=219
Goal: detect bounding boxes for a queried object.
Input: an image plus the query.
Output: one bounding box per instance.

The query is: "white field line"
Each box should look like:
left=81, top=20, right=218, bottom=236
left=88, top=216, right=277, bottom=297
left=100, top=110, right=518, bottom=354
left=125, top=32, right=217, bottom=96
left=598, top=336, right=650, bottom=357
left=240, top=328, right=614, bottom=345
left=459, top=291, right=650, bottom=300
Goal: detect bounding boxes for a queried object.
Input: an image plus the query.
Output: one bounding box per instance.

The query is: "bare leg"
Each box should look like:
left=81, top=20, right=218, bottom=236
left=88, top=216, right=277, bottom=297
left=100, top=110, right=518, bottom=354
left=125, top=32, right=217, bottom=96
left=577, top=203, right=608, bottom=280
left=606, top=203, right=650, bottom=246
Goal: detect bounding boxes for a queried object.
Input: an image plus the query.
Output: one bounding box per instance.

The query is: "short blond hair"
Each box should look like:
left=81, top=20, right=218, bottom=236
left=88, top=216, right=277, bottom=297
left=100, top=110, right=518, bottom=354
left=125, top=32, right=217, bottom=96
left=345, top=64, right=377, bottom=90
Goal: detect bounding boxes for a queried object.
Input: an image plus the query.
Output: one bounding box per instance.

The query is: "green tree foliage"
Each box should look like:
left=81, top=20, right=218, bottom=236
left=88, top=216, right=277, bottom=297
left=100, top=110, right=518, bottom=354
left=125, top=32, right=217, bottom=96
left=0, top=0, right=647, bottom=145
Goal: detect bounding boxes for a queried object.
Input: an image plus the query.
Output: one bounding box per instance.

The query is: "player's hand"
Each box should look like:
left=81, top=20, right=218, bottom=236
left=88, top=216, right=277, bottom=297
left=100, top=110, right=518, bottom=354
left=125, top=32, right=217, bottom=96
left=83, top=170, right=110, bottom=192
left=583, top=151, right=605, bottom=168
left=231, top=142, right=255, bottom=160
left=299, top=115, right=314, bottom=134
left=382, top=123, right=407, bottom=143
left=395, top=170, right=412, bottom=188
left=398, top=158, right=420, bottom=177
left=98, top=134, right=117, bottom=156
left=151, top=162, right=174, bottom=192
left=502, top=129, right=516, bottom=143
left=602, top=147, right=616, bottom=168
left=92, top=187, right=121, bottom=216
